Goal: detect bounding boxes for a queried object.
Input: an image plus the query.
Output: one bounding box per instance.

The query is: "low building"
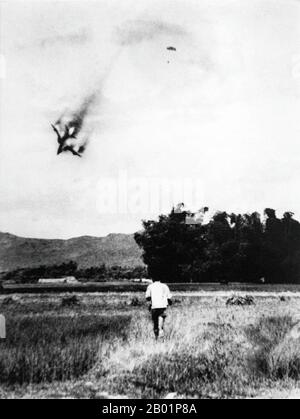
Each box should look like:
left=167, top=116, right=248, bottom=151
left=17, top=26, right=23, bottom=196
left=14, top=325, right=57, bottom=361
left=141, top=278, right=152, bottom=284
left=38, top=276, right=79, bottom=284
left=132, top=278, right=152, bottom=284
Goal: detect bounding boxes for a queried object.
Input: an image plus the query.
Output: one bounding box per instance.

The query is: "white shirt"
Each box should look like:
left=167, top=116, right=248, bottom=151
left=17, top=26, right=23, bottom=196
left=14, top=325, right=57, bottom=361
left=146, top=282, right=172, bottom=309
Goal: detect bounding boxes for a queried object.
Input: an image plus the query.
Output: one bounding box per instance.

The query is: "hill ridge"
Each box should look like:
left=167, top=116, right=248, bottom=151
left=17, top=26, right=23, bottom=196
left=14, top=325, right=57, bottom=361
left=0, top=231, right=143, bottom=272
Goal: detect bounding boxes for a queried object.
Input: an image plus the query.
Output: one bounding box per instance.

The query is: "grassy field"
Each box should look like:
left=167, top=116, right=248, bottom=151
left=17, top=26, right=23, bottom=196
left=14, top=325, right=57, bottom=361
left=1, top=291, right=300, bottom=398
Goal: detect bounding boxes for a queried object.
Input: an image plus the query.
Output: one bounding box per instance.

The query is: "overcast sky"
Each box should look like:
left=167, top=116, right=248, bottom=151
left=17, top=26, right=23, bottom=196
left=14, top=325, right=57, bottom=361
left=0, top=0, right=300, bottom=239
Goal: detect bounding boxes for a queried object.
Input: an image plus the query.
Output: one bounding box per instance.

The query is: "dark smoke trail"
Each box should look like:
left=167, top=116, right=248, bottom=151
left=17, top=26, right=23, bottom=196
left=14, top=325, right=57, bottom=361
left=56, top=93, right=96, bottom=136
left=52, top=48, right=122, bottom=156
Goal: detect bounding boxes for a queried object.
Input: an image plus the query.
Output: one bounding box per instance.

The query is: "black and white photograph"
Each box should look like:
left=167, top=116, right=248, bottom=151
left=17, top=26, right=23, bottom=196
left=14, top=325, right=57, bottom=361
left=1, top=0, right=300, bottom=402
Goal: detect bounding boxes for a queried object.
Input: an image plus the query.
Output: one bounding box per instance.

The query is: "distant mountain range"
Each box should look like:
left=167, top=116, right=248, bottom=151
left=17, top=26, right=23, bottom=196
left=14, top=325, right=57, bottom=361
left=0, top=232, right=143, bottom=273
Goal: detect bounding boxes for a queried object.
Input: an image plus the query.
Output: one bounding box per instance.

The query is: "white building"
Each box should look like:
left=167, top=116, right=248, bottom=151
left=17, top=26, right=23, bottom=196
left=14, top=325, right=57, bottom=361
left=38, top=276, right=79, bottom=284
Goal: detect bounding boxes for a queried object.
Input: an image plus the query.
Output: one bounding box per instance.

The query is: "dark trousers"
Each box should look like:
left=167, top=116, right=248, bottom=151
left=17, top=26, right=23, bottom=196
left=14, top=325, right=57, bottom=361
left=151, top=308, right=167, bottom=338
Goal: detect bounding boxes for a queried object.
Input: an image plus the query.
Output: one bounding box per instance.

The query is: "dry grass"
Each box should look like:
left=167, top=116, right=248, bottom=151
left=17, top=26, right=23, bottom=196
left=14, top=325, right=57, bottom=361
left=0, top=314, right=130, bottom=385
left=1, top=293, right=300, bottom=398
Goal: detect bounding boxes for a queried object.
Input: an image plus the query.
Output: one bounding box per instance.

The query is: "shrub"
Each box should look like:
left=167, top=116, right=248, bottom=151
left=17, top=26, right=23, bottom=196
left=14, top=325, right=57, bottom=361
left=226, top=295, right=255, bottom=306
left=130, top=297, right=143, bottom=307
left=61, top=295, right=80, bottom=307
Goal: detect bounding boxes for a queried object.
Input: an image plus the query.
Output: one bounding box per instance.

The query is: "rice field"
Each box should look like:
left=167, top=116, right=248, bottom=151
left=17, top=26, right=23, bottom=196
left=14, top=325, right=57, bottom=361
left=0, top=290, right=300, bottom=399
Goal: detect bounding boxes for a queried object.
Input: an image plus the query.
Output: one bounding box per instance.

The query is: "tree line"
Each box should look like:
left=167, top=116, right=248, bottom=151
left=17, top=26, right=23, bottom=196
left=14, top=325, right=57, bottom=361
left=134, top=207, right=300, bottom=284
left=1, top=262, right=148, bottom=284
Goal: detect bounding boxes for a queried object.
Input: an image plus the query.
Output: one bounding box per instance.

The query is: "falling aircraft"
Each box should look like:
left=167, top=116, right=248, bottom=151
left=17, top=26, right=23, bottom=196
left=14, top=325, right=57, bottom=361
left=51, top=123, right=85, bottom=157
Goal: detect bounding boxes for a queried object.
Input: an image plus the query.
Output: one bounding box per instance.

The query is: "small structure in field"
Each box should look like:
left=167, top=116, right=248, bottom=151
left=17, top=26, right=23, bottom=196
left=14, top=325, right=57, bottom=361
left=38, top=276, right=79, bottom=284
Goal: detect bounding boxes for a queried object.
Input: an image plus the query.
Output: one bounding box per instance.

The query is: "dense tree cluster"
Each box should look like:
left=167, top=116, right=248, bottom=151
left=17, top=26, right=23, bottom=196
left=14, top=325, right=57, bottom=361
left=134, top=207, right=300, bottom=284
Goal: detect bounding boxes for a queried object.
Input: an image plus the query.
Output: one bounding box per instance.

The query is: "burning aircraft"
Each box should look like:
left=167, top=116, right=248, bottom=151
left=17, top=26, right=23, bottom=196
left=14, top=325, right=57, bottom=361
left=51, top=94, right=95, bottom=157
left=51, top=123, right=86, bottom=157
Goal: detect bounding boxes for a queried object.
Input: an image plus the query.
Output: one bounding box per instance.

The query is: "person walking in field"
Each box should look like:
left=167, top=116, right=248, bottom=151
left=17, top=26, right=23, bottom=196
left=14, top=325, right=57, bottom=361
left=146, top=280, right=172, bottom=339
